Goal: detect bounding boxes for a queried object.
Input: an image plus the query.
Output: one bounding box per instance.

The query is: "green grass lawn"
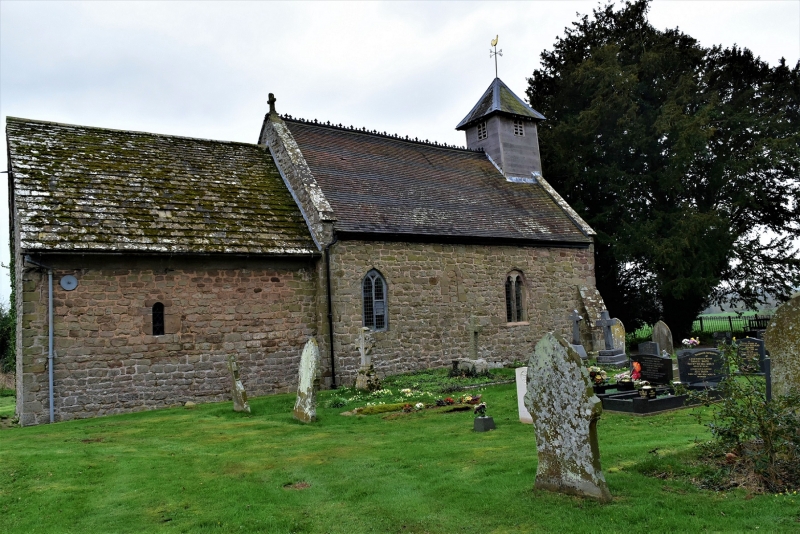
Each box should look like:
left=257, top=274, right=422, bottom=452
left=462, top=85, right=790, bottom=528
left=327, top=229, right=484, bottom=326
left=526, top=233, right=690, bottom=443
left=1, top=384, right=798, bottom=533
left=0, top=395, right=14, bottom=418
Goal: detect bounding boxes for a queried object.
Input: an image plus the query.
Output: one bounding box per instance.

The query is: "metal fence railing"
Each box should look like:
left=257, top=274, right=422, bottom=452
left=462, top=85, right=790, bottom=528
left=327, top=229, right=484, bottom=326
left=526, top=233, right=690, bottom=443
left=692, top=314, right=773, bottom=333
left=631, top=314, right=773, bottom=340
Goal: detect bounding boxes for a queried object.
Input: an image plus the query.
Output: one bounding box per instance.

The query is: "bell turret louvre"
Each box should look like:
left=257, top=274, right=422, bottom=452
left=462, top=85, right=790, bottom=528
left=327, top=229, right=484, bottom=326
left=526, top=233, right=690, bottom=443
left=456, top=78, right=545, bottom=181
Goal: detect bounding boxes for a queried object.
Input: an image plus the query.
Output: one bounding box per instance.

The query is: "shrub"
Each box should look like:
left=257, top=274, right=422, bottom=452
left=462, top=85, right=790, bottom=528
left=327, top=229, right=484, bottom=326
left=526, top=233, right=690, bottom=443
left=0, top=302, right=14, bottom=374
left=694, top=342, right=800, bottom=492
left=324, top=396, right=349, bottom=409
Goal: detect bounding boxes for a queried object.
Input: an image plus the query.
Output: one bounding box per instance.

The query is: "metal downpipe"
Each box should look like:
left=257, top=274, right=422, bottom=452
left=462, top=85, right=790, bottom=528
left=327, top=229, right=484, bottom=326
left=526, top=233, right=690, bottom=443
left=24, top=256, right=55, bottom=423
left=48, top=269, right=54, bottom=423
left=324, top=236, right=338, bottom=389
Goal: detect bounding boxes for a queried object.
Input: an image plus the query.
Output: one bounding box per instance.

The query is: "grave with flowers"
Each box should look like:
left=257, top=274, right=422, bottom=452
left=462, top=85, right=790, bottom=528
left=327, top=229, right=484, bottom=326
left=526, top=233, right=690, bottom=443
left=594, top=344, right=678, bottom=414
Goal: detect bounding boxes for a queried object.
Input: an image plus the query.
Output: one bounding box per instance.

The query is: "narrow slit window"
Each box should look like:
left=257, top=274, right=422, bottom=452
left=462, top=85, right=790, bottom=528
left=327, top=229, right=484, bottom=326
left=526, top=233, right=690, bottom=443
left=363, top=278, right=374, bottom=328
left=152, top=302, right=165, bottom=336
left=513, top=120, right=525, bottom=136
left=363, top=270, right=387, bottom=331
left=505, top=272, right=525, bottom=323
left=477, top=121, right=488, bottom=140
left=505, top=277, right=514, bottom=322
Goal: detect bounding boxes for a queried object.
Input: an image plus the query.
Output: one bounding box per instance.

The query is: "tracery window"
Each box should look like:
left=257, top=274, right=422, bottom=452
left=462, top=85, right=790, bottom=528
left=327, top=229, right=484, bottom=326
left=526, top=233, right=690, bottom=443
left=505, top=272, right=525, bottom=323
left=513, top=120, right=525, bottom=136
left=363, top=270, right=387, bottom=331
left=152, top=302, right=165, bottom=336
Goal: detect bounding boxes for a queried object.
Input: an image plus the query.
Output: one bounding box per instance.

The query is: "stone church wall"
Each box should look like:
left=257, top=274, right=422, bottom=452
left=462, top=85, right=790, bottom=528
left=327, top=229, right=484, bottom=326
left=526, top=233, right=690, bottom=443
left=327, top=240, right=596, bottom=385
left=16, top=254, right=318, bottom=425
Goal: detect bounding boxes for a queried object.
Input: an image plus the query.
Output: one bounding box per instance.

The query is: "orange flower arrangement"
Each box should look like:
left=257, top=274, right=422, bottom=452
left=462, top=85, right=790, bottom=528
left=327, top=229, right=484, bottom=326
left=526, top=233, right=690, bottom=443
left=631, top=361, right=642, bottom=380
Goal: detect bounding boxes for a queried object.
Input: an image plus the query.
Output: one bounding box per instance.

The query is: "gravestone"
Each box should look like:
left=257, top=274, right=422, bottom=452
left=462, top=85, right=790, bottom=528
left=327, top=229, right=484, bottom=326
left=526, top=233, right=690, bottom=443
left=524, top=333, right=612, bottom=502
left=355, top=328, right=381, bottom=391
left=293, top=337, right=321, bottom=423
left=630, top=354, right=673, bottom=385
left=569, top=309, right=588, bottom=360
left=611, top=319, right=625, bottom=353
left=678, top=349, right=725, bottom=389
left=637, top=341, right=660, bottom=356
left=226, top=354, right=251, bottom=413
left=595, top=311, right=627, bottom=367
left=764, top=293, right=800, bottom=396
left=515, top=367, right=533, bottom=424
left=469, top=315, right=484, bottom=360
left=737, top=337, right=766, bottom=374
left=652, top=321, right=674, bottom=355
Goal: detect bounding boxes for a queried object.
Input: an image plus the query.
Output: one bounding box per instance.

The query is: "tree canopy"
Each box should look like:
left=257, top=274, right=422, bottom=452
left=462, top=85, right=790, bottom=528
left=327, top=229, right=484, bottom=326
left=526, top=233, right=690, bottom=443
left=527, top=0, right=800, bottom=336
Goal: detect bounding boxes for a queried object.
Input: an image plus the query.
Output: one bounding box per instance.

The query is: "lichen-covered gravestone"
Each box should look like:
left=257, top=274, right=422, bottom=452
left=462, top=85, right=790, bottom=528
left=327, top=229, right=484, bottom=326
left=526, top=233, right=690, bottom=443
left=652, top=321, right=674, bottom=355
left=524, top=333, right=612, bottom=502
left=764, top=293, right=800, bottom=397
left=611, top=319, right=625, bottom=354
left=293, top=337, right=321, bottom=423
left=354, top=327, right=381, bottom=392
left=226, top=354, right=251, bottom=413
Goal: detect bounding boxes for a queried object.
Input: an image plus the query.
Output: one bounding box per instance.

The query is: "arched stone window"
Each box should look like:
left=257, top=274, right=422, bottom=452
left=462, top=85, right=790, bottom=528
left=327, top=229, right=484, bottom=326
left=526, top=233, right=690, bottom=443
left=505, top=272, right=525, bottom=323
left=363, top=270, right=387, bottom=331
left=152, top=302, right=165, bottom=336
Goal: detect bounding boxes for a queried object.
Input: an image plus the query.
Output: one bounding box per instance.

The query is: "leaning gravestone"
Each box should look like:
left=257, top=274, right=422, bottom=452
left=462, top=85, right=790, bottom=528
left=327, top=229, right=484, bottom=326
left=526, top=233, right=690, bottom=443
left=737, top=337, right=766, bottom=374
left=226, top=354, right=251, bottom=413
left=678, top=349, right=726, bottom=389
left=630, top=353, right=673, bottom=385
left=764, top=293, right=800, bottom=397
left=652, top=321, right=674, bottom=355
left=524, top=333, right=612, bottom=502
left=293, top=337, right=321, bottom=423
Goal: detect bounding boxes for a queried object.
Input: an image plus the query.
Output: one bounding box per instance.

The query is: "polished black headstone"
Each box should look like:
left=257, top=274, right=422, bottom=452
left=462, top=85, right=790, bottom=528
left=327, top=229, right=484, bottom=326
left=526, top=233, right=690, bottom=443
left=630, top=354, right=673, bottom=385
left=637, top=341, right=661, bottom=356
left=678, top=349, right=725, bottom=387
left=736, top=337, right=766, bottom=374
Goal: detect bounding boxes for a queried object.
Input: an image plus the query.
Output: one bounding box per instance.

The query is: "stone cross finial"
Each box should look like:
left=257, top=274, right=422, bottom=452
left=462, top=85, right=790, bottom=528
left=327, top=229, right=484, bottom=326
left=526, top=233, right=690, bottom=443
left=595, top=310, right=616, bottom=350
left=268, top=93, right=277, bottom=115
left=569, top=309, right=583, bottom=345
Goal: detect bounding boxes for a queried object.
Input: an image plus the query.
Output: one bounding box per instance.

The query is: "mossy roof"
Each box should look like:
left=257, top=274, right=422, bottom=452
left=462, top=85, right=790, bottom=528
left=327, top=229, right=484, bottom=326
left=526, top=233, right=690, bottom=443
left=286, top=120, right=591, bottom=244
left=6, top=117, right=316, bottom=255
left=456, top=78, right=545, bottom=131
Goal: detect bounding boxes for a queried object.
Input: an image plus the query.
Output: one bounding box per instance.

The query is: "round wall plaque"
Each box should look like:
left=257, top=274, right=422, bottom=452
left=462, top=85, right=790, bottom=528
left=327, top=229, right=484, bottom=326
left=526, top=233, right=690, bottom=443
left=60, top=275, right=78, bottom=291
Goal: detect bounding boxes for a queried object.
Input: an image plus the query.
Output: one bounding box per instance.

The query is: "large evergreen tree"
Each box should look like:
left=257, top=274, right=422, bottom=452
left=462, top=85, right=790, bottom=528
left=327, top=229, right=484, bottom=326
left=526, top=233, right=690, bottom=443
left=527, top=0, right=800, bottom=336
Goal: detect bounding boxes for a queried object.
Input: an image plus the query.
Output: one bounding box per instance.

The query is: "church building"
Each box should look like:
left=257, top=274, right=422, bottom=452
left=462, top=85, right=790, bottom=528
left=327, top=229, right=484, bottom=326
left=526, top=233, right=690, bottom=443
left=7, top=78, right=606, bottom=425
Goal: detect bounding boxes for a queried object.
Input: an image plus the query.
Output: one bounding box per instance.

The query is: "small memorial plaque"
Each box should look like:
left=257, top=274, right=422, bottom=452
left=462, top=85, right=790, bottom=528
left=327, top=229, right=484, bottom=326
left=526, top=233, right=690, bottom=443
left=678, top=349, right=725, bottom=387
left=737, top=337, right=765, bottom=374
left=630, top=354, right=673, bottom=385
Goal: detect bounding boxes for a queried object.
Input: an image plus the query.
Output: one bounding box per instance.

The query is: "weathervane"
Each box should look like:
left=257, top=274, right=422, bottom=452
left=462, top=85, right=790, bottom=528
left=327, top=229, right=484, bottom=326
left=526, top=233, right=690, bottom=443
left=490, top=35, right=502, bottom=78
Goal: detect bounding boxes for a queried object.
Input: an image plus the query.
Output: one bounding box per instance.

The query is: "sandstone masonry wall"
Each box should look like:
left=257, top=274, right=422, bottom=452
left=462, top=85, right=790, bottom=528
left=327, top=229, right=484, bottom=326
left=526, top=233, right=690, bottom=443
left=17, top=255, right=318, bottom=425
left=327, top=240, right=596, bottom=385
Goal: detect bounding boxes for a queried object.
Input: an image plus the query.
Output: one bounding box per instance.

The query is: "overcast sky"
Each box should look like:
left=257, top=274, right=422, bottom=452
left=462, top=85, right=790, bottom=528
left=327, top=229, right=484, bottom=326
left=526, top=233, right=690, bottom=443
left=1, top=0, right=799, bottom=304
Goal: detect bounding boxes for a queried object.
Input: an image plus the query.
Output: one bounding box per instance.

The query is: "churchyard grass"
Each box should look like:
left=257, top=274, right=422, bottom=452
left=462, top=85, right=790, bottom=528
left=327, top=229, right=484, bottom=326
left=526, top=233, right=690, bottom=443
left=0, top=395, right=14, bottom=418
left=2, top=383, right=798, bottom=533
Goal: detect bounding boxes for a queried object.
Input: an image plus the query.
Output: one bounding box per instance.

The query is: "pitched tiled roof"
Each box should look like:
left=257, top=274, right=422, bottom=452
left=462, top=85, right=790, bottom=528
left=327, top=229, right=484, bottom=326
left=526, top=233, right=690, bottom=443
left=456, top=78, right=545, bottom=130
left=285, top=120, right=591, bottom=244
left=7, top=117, right=316, bottom=255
